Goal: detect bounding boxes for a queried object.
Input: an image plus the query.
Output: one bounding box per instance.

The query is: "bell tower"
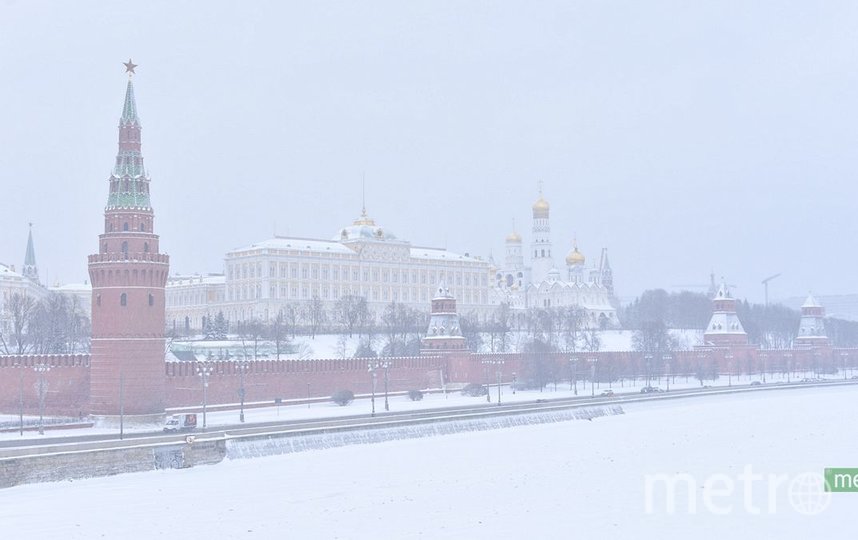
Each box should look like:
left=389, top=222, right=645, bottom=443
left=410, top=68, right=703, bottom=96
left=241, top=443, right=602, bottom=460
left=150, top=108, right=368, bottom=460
left=87, top=61, right=170, bottom=424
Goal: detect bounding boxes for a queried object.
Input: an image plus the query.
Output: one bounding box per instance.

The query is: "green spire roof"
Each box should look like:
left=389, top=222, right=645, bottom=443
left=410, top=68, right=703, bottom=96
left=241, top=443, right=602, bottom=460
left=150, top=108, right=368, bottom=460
left=121, top=80, right=139, bottom=124
left=24, top=224, right=36, bottom=266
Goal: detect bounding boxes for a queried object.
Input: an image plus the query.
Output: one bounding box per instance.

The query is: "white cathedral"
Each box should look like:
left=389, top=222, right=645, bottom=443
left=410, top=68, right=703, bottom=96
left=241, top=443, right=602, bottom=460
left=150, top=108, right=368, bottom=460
left=489, top=190, right=619, bottom=329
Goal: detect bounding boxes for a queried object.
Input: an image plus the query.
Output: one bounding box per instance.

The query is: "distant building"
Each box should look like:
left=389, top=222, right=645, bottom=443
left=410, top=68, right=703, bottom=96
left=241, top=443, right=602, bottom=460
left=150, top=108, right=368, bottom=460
left=491, top=189, right=618, bottom=328
left=702, top=281, right=748, bottom=347
left=168, top=207, right=492, bottom=331
left=165, top=274, right=226, bottom=333
left=0, top=227, right=49, bottom=337
left=795, top=293, right=829, bottom=347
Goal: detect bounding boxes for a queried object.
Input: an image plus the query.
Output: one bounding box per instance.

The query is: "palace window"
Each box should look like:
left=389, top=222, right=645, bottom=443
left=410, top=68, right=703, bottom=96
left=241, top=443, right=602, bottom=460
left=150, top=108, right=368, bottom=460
left=120, top=293, right=127, bottom=306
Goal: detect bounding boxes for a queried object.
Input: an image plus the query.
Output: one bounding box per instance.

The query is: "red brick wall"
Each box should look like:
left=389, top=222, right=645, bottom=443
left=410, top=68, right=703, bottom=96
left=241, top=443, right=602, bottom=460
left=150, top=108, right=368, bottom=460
left=164, top=356, right=447, bottom=407
left=2, top=345, right=856, bottom=416
left=0, top=355, right=90, bottom=417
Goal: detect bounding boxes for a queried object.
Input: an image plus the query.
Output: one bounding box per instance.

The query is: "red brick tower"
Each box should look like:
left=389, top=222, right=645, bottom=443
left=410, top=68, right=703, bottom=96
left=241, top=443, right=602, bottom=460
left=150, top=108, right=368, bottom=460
left=88, top=61, right=170, bottom=423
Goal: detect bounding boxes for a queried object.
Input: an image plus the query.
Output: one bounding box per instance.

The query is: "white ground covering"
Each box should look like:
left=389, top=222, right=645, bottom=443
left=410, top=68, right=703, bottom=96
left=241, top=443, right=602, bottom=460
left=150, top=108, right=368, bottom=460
left=2, top=385, right=854, bottom=539
left=171, top=328, right=704, bottom=360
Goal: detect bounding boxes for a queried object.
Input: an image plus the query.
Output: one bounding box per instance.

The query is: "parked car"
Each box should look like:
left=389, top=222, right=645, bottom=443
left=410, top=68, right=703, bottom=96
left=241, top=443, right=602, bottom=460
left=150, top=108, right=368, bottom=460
left=640, top=386, right=664, bottom=394
left=750, top=381, right=763, bottom=386
left=600, top=389, right=615, bottom=397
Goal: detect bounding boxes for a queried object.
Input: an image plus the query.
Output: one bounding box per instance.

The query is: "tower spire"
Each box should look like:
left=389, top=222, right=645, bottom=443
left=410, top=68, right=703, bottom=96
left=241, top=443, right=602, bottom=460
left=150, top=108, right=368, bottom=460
left=22, top=222, right=39, bottom=284
left=108, top=64, right=150, bottom=210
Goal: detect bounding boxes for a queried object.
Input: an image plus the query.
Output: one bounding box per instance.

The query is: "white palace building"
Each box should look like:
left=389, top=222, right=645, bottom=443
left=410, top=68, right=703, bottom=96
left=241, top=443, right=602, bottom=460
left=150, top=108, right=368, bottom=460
left=167, top=206, right=492, bottom=332
left=166, top=191, right=619, bottom=333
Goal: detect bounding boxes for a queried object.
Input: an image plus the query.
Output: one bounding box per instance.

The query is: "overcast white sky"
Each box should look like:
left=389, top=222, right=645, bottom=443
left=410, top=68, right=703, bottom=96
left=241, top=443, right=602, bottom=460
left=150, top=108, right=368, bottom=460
left=1, top=1, right=857, bottom=303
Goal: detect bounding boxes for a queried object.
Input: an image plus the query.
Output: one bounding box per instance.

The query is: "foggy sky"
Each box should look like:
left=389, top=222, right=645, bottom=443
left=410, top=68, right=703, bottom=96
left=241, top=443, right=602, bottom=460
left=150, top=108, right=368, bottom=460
left=1, top=1, right=857, bottom=303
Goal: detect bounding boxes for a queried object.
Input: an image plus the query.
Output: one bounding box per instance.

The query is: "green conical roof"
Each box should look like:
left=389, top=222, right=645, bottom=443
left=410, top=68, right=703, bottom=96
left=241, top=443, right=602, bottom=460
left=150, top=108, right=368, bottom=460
left=121, top=80, right=138, bottom=124
left=24, top=225, right=36, bottom=266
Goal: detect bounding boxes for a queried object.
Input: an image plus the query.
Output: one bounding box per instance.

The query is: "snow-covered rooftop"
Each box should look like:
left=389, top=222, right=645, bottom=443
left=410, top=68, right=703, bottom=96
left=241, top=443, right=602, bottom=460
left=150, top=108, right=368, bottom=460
left=410, top=247, right=482, bottom=263
left=233, top=237, right=355, bottom=256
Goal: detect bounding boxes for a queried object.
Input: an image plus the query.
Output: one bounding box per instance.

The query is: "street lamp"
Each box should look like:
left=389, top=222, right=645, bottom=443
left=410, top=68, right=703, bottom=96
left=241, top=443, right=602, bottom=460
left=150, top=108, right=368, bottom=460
left=725, top=353, right=733, bottom=387
left=511, top=372, right=517, bottom=395
left=482, top=359, right=504, bottom=405
left=644, top=354, right=653, bottom=388
left=236, top=358, right=250, bottom=422
left=841, top=352, right=849, bottom=381
left=33, top=363, right=51, bottom=435
left=760, top=353, right=767, bottom=384
left=663, top=354, right=672, bottom=392
left=569, top=357, right=579, bottom=395
left=196, top=361, right=214, bottom=429
left=784, top=352, right=792, bottom=383
left=588, top=358, right=598, bottom=397
left=367, top=361, right=379, bottom=416
left=379, top=360, right=391, bottom=412
left=14, top=360, right=24, bottom=436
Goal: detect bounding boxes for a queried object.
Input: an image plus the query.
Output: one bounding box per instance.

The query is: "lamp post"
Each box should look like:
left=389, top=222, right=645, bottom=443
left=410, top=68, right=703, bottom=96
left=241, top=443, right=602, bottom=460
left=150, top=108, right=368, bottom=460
left=663, top=354, right=672, bottom=392
left=841, top=352, right=848, bottom=381
left=367, top=361, right=379, bottom=417
left=494, top=360, right=505, bottom=405
left=119, top=370, right=125, bottom=440
left=569, top=357, right=579, bottom=395
left=481, top=359, right=503, bottom=404
left=33, top=363, right=51, bottom=435
left=784, top=352, right=792, bottom=383
left=196, top=361, right=214, bottom=429
left=644, top=353, right=653, bottom=388
left=236, top=358, right=249, bottom=423
left=725, top=353, right=733, bottom=387
left=813, top=351, right=821, bottom=380
left=760, top=353, right=767, bottom=384
left=15, top=360, right=24, bottom=436
left=379, top=360, right=391, bottom=412
left=588, top=358, right=598, bottom=397
left=512, top=372, right=517, bottom=395
left=307, top=382, right=311, bottom=409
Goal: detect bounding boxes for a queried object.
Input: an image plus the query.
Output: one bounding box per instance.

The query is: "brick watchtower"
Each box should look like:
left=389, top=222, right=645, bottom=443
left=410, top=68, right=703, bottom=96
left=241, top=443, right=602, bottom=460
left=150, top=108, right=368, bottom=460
left=88, top=62, right=170, bottom=424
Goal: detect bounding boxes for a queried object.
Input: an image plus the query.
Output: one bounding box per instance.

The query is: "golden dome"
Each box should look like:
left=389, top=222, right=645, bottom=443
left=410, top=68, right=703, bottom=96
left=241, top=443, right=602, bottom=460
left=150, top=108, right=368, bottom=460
left=566, top=246, right=585, bottom=266
left=353, top=208, right=376, bottom=226
left=532, top=196, right=549, bottom=218
left=505, top=231, right=522, bottom=243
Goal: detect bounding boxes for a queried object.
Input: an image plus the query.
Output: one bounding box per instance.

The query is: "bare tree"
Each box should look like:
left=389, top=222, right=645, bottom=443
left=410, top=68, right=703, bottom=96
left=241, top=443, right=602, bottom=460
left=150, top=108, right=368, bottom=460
left=334, top=295, right=362, bottom=337
left=238, top=318, right=264, bottom=360
left=270, top=310, right=288, bottom=360
left=5, top=293, right=37, bottom=354
left=306, top=296, right=327, bottom=339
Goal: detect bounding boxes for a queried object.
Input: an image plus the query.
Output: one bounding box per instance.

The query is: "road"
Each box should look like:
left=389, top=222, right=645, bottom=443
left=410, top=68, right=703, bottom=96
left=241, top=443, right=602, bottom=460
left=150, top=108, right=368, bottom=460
left=1, top=379, right=855, bottom=458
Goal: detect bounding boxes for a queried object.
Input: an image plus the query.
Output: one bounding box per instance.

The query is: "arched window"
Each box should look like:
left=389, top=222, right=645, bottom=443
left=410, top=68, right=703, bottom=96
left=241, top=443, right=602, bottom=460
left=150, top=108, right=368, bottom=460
left=121, top=241, right=128, bottom=255
left=123, top=222, right=129, bottom=231
left=144, top=242, right=149, bottom=253
left=120, top=293, right=127, bottom=306
left=139, top=223, right=145, bottom=232
left=96, top=294, right=102, bottom=307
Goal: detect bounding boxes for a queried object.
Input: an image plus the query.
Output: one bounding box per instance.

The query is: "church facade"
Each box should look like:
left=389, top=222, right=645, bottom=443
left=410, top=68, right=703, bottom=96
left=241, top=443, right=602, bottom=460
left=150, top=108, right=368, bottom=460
left=490, top=190, right=619, bottom=328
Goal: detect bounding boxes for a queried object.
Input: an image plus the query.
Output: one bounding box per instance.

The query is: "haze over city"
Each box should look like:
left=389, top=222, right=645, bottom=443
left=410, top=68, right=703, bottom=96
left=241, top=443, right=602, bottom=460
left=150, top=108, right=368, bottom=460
left=2, top=1, right=857, bottom=302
